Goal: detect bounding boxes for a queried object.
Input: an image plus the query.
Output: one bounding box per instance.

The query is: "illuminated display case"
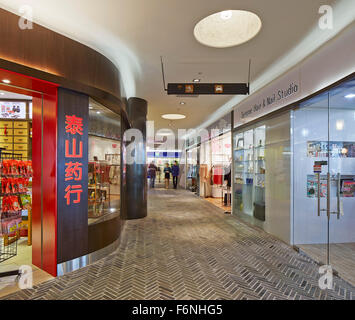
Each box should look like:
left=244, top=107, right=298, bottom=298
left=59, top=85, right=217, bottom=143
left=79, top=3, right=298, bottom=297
left=233, top=125, right=266, bottom=221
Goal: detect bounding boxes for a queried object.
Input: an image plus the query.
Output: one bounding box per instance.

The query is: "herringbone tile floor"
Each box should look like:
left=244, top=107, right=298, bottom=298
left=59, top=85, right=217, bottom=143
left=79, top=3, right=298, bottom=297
left=2, top=188, right=355, bottom=300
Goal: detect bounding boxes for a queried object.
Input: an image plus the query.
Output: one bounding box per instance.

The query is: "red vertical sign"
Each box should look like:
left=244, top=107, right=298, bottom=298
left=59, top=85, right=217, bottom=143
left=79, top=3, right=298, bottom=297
left=64, top=115, right=84, bottom=205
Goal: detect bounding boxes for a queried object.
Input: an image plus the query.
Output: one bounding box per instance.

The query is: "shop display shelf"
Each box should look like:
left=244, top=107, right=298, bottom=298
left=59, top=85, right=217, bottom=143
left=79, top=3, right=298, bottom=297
left=235, top=171, right=254, bottom=174
left=0, top=209, right=22, bottom=215
left=234, top=148, right=253, bottom=151
left=1, top=174, right=33, bottom=178
left=0, top=191, right=31, bottom=196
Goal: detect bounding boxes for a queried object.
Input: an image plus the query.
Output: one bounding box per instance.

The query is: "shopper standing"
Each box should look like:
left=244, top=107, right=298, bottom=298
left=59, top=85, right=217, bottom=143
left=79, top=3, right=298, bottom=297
left=171, top=161, right=180, bottom=189
left=148, top=161, right=158, bottom=188
left=164, top=163, right=172, bottom=189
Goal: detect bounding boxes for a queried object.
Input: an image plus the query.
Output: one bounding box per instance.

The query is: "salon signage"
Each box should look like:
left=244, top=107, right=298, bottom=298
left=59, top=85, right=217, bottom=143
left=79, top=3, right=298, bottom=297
left=234, top=69, right=301, bottom=127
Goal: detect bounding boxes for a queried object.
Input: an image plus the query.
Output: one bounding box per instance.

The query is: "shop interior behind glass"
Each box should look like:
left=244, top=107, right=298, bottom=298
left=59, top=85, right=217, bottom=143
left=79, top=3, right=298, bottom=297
left=200, top=132, right=232, bottom=211
left=88, top=99, right=121, bottom=225
left=293, top=78, right=355, bottom=286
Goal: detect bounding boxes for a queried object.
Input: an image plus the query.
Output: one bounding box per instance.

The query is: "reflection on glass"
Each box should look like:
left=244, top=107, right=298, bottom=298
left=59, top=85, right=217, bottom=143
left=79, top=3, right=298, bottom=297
left=294, top=77, right=355, bottom=286
left=88, top=99, right=121, bottom=225
left=233, top=114, right=291, bottom=243
left=186, top=148, right=198, bottom=192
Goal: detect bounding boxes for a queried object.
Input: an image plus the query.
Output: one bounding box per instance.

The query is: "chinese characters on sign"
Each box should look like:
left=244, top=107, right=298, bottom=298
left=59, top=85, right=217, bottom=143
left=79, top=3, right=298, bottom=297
left=64, top=115, right=84, bottom=205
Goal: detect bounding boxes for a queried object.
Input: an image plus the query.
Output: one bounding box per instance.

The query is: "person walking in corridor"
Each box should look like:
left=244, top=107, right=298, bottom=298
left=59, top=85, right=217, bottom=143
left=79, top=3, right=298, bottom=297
left=157, top=166, right=161, bottom=183
left=148, top=161, right=157, bottom=188
left=164, top=163, right=172, bottom=189
left=171, top=161, right=180, bottom=189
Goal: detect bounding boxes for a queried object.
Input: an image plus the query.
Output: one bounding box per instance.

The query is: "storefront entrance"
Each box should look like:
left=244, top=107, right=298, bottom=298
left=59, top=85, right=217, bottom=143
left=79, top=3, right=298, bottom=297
left=293, top=77, right=355, bottom=286
left=0, top=68, right=57, bottom=296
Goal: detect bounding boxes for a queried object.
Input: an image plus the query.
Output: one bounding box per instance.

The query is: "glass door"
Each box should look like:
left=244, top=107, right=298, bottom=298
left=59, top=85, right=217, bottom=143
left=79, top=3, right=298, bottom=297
left=328, top=79, right=355, bottom=286
left=294, top=77, right=355, bottom=287
left=293, top=91, right=330, bottom=270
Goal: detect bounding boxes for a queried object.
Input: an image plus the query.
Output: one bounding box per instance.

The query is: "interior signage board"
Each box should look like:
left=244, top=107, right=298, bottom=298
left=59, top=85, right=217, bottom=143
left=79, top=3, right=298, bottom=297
left=57, top=88, right=89, bottom=263
left=234, top=69, right=300, bottom=127
left=168, top=83, right=249, bottom=95
left=0, top=101, right=27, bottom=119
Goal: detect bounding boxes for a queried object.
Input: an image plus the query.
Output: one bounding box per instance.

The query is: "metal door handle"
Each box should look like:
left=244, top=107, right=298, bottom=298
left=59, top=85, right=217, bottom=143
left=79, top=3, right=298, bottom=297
left=336, top=173, right=341, bottom=220
left=317, top=173, right=321, bottom=217
left=327, top=172, right=331, bottom=220
left=330, top=173, right=341, bottom=219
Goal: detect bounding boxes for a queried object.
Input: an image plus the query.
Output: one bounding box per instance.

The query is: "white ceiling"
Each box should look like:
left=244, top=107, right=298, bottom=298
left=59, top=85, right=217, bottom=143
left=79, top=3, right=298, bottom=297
left=0, top=89, right=32, bottom=100
left=1, top=0, right=354, bottom=134
left=303, top=78, right=355, bottom=109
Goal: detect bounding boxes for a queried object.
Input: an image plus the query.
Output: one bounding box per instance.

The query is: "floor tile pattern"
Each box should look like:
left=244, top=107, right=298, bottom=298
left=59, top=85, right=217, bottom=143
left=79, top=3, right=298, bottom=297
left=2, top=189, right=354, bottom=300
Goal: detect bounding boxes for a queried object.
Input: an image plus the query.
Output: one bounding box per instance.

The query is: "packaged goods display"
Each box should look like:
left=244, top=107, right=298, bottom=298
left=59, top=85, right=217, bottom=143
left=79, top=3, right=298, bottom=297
left=0, top=154, right=32, bottom=262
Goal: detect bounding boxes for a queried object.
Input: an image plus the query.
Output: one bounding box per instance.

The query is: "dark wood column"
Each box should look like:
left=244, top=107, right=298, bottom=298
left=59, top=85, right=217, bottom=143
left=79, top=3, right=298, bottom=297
left=121, top=98, right=147, bottom=220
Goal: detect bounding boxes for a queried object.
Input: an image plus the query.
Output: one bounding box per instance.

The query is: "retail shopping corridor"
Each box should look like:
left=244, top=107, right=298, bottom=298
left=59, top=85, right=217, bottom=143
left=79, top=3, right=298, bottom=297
left=3, top=188, right=355, bottom=300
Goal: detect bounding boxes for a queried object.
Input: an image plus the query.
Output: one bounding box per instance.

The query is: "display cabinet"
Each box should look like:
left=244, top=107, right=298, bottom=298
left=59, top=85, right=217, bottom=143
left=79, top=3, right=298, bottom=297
left=88, top=161, right=111, bottom=219
left=233, top=125, right=266, bottom=221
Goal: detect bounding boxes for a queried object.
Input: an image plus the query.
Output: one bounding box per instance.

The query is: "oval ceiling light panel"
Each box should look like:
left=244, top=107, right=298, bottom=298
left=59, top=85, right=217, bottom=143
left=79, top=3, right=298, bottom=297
left=161, top=114, right=186, bottom=120
left=194, top=10, right=262, bottom=48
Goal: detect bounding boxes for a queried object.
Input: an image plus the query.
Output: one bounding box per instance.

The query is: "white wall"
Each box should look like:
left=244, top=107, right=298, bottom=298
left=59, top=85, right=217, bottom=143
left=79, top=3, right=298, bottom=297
left=89, top=136, right=120, bottom=161
left=264, top=112, right=291, bottom=244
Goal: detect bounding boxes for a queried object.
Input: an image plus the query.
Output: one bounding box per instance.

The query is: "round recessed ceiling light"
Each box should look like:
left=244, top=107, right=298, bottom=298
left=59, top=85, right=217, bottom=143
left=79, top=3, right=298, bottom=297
left=162, top=114, right=186, bottom=120
left=2, top=79, right=11, bottom=84
left=180, top=101, right=186, bottom=105
left=193, top=79, right=201, bottom=83
left=194, top=10, right=262, bottom=48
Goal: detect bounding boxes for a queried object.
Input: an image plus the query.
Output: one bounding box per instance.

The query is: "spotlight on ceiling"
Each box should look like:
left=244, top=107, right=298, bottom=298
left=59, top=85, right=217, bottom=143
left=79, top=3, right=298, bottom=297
left=345, top=93, right=355, bottom=99
left=220, top=10, right=233, bottom=20
left=2, top=79, right=11, bottom=84
left=193, top=79, right=201, bottom=83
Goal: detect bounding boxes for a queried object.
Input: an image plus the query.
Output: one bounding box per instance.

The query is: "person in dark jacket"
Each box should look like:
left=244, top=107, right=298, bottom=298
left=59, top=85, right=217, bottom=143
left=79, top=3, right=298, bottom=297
left=148, top=161, right=157, bottom=188
left=171, top=161, right=180, bottom=189
left=163, top=163, right=172, bottom=189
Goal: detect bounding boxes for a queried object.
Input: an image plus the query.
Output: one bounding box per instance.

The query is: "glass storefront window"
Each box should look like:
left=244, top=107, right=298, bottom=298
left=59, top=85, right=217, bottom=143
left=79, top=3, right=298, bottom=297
left=293, top=77, right=355, bottom=286
left=186, top=147, right=199, bottom=193
left=88, top=99, right=121, bottom=225
left=233, top=112, right=291, bottom=243
left=199, top=132, right=232, bottom=199
left=234, top=128, right=254, bottom=216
